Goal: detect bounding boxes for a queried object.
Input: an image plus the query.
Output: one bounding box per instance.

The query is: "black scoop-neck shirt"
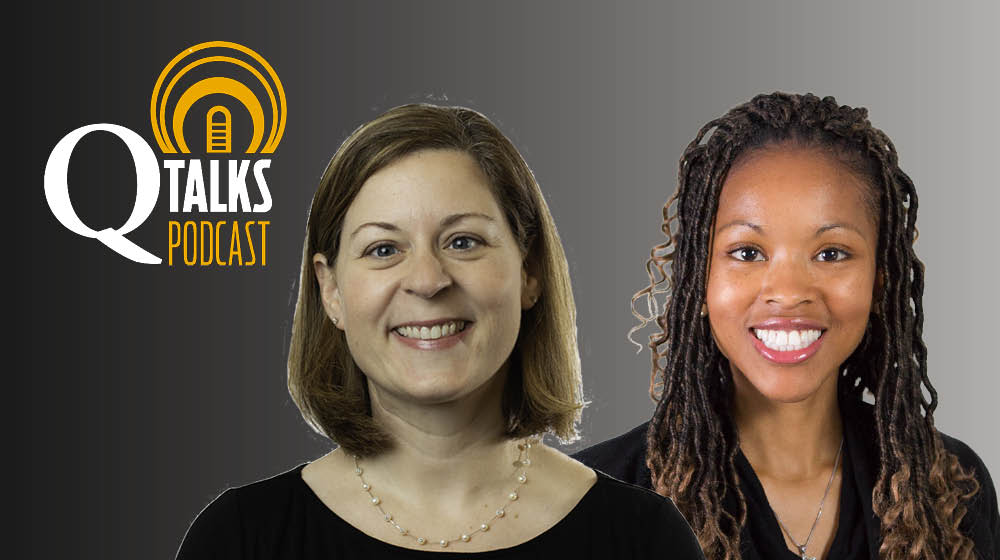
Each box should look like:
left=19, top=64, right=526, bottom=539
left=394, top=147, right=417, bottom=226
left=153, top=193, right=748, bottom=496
left=176, top=465, right=705, bottom=559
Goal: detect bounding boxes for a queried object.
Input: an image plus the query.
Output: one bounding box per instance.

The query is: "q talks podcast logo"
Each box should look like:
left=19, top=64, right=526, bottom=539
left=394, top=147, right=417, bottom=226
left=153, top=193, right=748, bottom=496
left=44, top=41, right=286, bottom=266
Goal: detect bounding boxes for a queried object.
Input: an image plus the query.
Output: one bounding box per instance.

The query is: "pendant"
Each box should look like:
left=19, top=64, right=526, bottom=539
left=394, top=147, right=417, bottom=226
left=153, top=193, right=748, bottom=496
left=798, top=545, right=816, bottom=560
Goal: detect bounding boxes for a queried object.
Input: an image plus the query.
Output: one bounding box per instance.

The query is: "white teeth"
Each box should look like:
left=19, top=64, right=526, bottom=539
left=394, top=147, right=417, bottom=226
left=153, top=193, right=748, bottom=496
left=753, top=328, right=822, bottom=352
left=788, top=331, right=801, bottom=346
left=395, top=321, right=466, bottom=340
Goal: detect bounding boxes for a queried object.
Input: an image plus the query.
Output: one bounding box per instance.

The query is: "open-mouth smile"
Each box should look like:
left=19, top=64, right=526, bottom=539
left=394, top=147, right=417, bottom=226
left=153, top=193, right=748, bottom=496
left=749, top=327, right=826, bottom=364
left=391, top=319, right=472, bottom=350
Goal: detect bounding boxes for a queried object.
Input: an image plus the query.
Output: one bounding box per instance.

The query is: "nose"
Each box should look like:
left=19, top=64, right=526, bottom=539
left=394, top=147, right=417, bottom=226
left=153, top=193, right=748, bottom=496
left=760, top=256, right=816, bottom=309
left=401, top=249, right=453, bottom=299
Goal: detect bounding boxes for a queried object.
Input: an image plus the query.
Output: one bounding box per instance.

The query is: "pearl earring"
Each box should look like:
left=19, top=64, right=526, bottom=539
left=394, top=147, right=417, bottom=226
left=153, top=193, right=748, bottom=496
left=700, top=303, right=708, bottom=317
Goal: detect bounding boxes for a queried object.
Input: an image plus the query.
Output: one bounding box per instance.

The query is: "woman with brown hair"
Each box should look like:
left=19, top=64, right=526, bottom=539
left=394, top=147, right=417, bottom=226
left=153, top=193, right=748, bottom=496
left=176, top=104, right=703, bottom=559
left=576, top=92, right=998, bottom=559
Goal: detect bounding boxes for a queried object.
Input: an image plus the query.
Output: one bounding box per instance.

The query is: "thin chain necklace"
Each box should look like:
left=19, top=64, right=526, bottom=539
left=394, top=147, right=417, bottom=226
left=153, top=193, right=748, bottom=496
left=771, top=438, right=844, bottom=560
left=352, top=438, right=535, bottom=548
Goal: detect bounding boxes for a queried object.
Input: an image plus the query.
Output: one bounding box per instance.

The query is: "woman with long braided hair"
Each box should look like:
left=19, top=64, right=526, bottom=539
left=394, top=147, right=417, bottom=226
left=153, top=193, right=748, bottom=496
left=575, top=92, right=998, bottom=559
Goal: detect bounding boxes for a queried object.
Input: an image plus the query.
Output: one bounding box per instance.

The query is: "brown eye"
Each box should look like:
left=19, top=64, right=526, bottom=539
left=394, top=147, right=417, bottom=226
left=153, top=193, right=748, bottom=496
left=817, top=248, right=850, bottom=262
left=729, top=246, right=764, bottom=262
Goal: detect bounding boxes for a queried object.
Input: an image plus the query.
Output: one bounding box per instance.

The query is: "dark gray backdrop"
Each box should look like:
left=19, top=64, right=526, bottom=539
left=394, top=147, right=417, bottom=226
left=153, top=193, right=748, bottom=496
left=14, top=1, right=998, bottom=558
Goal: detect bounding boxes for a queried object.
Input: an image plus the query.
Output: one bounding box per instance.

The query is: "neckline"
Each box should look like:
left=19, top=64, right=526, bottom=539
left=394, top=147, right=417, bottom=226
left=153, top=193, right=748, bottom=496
left=735, top=446, right=856, bottom=559
left=292, top=463, right=604, bottom=557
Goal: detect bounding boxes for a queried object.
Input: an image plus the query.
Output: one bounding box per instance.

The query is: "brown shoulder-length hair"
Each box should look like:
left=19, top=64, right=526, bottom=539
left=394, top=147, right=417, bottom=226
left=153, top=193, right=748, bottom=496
left=288, top=104, right=583, bottom=457
left=636, top=93, right=980, bottom=559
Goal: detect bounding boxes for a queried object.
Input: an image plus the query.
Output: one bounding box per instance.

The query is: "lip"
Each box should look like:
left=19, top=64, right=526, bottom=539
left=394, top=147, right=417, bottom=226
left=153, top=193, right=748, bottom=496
left=391, top=317, right=470, bottom=329
left=750, top=317, right=826, bottom=331
left=391, top=320, right=473, bottom=350
left=748, top=327, right=825, bottom=364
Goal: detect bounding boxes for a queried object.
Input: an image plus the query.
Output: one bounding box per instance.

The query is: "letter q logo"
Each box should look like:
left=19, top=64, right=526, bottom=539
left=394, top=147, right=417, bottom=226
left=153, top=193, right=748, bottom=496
left=43, top=41, right=283, bottom=264
left=44, top=124, right=162, bottom=264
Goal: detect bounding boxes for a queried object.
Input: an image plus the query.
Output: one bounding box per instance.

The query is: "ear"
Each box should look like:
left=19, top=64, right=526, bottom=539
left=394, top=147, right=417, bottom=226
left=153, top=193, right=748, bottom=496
left=313, top=253, right=345, bottom=330
left=521, top=256, right=541, bottom=310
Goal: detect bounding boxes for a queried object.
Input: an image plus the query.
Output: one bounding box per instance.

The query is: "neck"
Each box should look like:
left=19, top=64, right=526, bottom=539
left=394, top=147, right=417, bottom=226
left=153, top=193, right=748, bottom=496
left=732, top=370, right=843, bottom=480
left=359, top=371, right=517, bottom=504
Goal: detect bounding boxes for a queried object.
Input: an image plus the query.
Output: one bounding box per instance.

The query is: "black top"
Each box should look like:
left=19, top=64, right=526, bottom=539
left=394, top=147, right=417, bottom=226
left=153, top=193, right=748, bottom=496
left=732, top=442, right=868, bottom=558
left=176, top=465, right=705, bottom=560
left=572, top=401, right=1000, bottom=560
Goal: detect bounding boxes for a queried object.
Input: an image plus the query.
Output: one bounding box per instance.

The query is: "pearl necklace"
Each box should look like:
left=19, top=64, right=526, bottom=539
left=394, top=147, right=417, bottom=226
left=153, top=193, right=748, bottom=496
left=352, top=438, right=535, bottom=548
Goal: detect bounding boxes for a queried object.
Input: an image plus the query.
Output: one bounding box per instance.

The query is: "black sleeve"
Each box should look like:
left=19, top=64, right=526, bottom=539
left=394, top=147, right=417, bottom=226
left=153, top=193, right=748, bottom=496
left=644, top=495, right=706, bottom=559
left=175, top=489, right=244, bottom=560
left=589, top=473, right=705, bottom=559
left=970, top=454, right=1000, bottom=560
left=572, top=423, right=652, bottom=489
left=975, top=466, right=1000, bottom=560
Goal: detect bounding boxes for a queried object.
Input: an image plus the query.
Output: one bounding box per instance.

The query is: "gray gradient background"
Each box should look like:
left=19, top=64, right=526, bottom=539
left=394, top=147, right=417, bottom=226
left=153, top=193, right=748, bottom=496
left=14, top=1, right=998, bottom=558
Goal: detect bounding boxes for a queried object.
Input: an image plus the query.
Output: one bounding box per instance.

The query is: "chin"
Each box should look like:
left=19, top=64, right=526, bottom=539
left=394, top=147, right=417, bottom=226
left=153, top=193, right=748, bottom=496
left=398, top=371, right=501, bottom=406
left=391, top=375, right=469, bottom=403
left=405, top=385, right=471, bottom=405
left=735, top=366, right=833, bottom=405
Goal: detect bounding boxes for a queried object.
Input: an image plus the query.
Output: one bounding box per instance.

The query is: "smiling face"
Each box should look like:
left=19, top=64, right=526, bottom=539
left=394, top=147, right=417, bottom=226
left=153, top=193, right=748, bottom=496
left=313, top=149, right=538, bottom=408
left=705, top=146, right=879, bottom=404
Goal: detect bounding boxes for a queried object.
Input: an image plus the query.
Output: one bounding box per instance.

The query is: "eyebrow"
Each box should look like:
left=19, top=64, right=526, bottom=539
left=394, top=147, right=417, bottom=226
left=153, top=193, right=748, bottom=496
left=716, top=220, right=866, bottom=237
left=716, top=220, right=763, bottom=234
left=349, top=212, right=497, bottom=239
left=440, top=212, right=496, bottom=228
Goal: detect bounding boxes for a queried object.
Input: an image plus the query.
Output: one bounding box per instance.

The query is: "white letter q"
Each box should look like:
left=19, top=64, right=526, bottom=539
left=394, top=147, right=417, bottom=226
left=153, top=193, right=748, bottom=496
left=44, top=124, right=162, bottom=264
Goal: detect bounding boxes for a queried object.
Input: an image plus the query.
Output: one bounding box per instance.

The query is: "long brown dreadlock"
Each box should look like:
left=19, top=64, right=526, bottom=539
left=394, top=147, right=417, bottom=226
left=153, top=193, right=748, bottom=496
left=635, top=92, right=980, bottom=559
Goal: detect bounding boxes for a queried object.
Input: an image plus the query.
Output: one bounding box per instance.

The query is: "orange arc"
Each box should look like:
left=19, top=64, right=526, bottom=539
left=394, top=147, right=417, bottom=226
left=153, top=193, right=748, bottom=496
left=158, top=56, right=277, bottom=153
left=150, top=41, right=286, bottom=154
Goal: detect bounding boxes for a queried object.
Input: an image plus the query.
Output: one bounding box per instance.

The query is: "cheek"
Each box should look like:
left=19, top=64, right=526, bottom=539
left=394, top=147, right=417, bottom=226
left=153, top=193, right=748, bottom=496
left=459, top=258, right=526, bottom=363
left=705, top=266, right=756, bottom=358
left=470, top=259, right=524, bottom=318
left=339, top=272, right=394, bottom=329
left=706, top=266, right=756, bottom=321
left=830, top=271, right=875, bottom=330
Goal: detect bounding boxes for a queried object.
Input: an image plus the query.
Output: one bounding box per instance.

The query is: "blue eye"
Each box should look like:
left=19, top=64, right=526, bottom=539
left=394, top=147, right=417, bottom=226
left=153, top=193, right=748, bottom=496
left=448, top=236, right=481, bottom=251
left=729, top=246, right=764, bottom=262
left=366, top=244, right=398, bottom=258
left=817, top=248, right=850, bottom=262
